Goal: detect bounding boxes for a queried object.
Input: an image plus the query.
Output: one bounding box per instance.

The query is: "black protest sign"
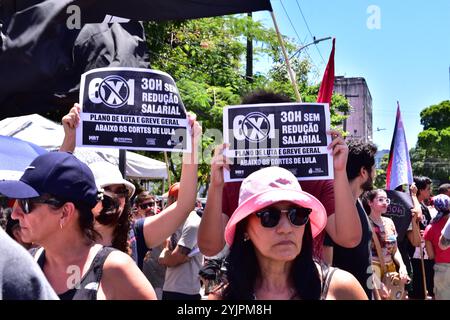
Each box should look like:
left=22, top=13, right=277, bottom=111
left=223, top=103, right=333, bottom=181
left=384, top=190, right=413, bottom=242
left=76, top=68, right=190, bottom=152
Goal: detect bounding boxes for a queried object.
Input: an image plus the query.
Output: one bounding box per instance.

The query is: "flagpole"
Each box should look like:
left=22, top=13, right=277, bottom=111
left=270, top=11, right=302, bottom=102
left=418, top=237, right=428, bottom=299
left=164, top=151, right=172, bottom=188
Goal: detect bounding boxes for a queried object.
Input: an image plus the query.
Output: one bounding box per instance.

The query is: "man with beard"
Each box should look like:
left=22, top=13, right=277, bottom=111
left=323, top=139, right=377, bottom=299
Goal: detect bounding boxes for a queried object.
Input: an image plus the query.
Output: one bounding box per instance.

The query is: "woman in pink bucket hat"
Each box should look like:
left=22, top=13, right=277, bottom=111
left=211, top=166, right=367, bottom=300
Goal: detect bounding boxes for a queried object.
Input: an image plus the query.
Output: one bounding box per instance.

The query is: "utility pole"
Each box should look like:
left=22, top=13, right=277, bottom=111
left=246, top=12, right=253, bottom=83
left=271, top=11, right=302, bottom=102
left=272, top=37, right=332, bottom=75
left=118, top=149, right=126, bottom=178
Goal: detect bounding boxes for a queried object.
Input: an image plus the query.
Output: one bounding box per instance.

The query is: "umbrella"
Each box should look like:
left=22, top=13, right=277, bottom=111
left=0, top=135, right=48, bottom=180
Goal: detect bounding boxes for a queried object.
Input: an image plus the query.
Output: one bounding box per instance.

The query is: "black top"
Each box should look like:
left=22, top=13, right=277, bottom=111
left=133, top=218, right=150, bottom=270
left=324, top=200, right=373, bottom=299
left=420, top=203, right=432, bottom=229
left=35, top=246, right=115, bottom=300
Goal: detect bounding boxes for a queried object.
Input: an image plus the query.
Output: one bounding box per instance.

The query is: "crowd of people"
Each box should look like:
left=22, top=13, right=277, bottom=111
left=1, top=89, right=449, bottom=301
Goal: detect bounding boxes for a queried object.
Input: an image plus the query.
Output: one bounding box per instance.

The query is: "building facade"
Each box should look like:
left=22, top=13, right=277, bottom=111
left=334, top=76, right=373, bottom=142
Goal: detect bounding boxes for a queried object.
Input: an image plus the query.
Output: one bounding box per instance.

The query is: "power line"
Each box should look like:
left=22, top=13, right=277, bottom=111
left=278, top=0, right=320, bottom=78
left=279, top=0, right=302, bottom=45
left=295, top=0, right=326, bottom=64
left=295, top=1, right=314, bottom=43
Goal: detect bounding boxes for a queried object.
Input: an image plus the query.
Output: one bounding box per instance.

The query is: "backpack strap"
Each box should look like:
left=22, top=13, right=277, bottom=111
left=371, top=220, right=387, bottom=300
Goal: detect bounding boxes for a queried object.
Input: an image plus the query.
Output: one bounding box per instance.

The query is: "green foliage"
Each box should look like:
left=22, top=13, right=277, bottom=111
left=374, top=153, right=389, bottom=189
left=420, top=100, right=450, bottom=130
left=412, top=100, right=450, bottom=183
left=143, top=15, right=350, bottom=186
left=410, top=147, right=449, bottom=182
left=417, top=101, right=450, bottom=157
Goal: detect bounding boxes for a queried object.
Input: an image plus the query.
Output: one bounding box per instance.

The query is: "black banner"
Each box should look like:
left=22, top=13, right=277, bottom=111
left=223, top=103, right=333, bottom=181
left=77, top=68, right=190, bottom=152
left=1, top=0, right=272, bottom=24
left=384, top=190, right=413, bottom=242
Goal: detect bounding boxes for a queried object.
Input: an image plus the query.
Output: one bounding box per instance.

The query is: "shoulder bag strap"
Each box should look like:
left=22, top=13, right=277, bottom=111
left=320, top=266, right=337, bottom=300
left=371, top=222, right=387, bottom=300
left=32, top=247, right=45, bottom=263
left=371, top=222, right=386, bottom=275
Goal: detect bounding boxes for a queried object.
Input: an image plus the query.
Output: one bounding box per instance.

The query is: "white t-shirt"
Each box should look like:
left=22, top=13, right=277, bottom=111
left=163, top=211, right=203, bottom=295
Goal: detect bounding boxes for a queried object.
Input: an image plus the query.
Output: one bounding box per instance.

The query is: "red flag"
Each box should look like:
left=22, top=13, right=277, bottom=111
left=385, top=102, right=413, bottom=190
left=317, top=38, right=335, bottom=103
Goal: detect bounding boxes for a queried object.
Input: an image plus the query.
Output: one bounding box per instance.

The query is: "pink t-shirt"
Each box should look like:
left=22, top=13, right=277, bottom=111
left=222, top=180, right=335, bottom=259
left=424, top=216, right=450, bottom=263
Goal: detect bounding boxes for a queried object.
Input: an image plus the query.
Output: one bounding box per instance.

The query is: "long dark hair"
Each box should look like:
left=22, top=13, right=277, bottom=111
left=222, top=219, right=322, bottom=300
left=95, top=198, right=131, bottom=254
left=77, top=203, right=101, bottom=243
left=45, top=193, right=100, bottom=244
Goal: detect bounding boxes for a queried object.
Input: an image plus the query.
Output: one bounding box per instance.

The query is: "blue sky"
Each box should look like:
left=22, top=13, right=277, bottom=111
left=254, top=0, right=450, bottom=151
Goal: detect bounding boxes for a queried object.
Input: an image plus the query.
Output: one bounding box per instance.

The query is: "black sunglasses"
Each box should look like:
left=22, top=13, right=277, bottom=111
left=18, top=197, right=65, bottom=214
left=139, top=202, right=155, bottom=210
left=104, top=186, right=128, bottom=198
left=255, top=206, right=311, bottom=228
left=100, top=192, right=120, bottom=215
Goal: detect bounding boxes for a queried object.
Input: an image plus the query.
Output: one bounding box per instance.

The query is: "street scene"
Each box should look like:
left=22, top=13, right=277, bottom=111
left=0, top=0, right=449, bottom=309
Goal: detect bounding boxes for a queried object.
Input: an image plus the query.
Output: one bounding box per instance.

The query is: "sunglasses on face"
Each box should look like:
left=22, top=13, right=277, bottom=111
left=255, top=206, right=312, bottom=228
left=18, top=197, right=64, bottom=214
left=104, top=186, right=128, bottom=198
left=375, top=197, right=390, bottom=204
left=100, top=192, right=120, bottom=215
left=139, top=202, right=155, bottom=210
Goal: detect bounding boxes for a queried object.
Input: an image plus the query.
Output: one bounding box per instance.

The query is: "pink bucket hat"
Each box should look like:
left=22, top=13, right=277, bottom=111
left=224, top=167, right=327, bottom=246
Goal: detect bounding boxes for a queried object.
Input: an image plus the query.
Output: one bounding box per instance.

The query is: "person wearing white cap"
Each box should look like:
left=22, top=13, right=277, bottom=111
left=89, top=161, right=136, bottom=254
left=0, top=152, right=156, bottom=300
left=61, top=104, right=202, bottom=273
left=209, top=166, right=367, bottom=300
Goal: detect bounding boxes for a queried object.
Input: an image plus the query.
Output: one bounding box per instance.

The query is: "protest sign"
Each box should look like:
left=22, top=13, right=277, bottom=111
left=384, top=190, right=413, bottom=242
left=76, top=67, right=191, bottom=152
left=223, top=103, right=333, bottom=182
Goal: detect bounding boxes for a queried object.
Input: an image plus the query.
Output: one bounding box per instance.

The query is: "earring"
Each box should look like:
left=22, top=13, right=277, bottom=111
left=243, top=234, right=250, bottom=242
left=59, top=222, right=63, bottom=230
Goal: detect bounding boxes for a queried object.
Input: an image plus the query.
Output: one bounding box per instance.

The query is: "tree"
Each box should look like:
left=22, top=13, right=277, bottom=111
left=411, top=100, right=450, bottom=183
left=143, top=16, right=350, bottom=189
left=374, top=153, right=389, bottom=189
left=417, top=100, right=450, bottom=156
